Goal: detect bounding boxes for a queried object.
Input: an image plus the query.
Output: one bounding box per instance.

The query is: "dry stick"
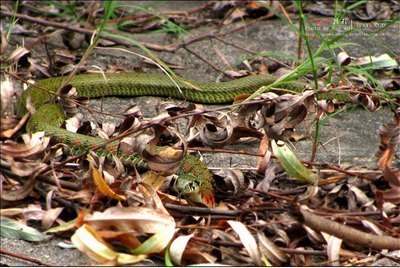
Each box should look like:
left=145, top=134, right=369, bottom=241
left=1, top=11, right=271, bottom=52
left=299, top=205, right=400, bottom=250
left=192, top=237, right=367, bottom=258
left=248, top=188, right=294, bottom=202
left=165, top=203, right=242, bottom=216
left=0, top=248, right=53, bottom=266
left=185, top=146, right=263, bottom=157
left=0, top=166, right=81, bottom=191
left=34, top=184, right=79, bottom=210
left=108, top=2, right=214, bottom=23
left=183, top=46, right=224, bottom=72
left=303, top=161, right=376, bottom=181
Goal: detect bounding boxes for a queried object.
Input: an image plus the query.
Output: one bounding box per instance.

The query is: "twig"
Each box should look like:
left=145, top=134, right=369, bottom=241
left=107, top=2, right=214, bottom=23
left=191, top=237, right=367, bottom=258
left=183, top=46, right=224, bottom=72
left=0, top=248, right=53, bottom=266
left=1, top=11, right=272, bottom=52
left=0, top=166, right=81, bottom=192
left=299, top=205, right=400, bottom=250
left=34, top=184, right=80, bottom=210
left=185, top=146, right=263, bottom=157
left=248, top=188, right=294, bottom=202
left=165, top=203, right=241, bottom=216
left=303, top=161, right=377, bottom=181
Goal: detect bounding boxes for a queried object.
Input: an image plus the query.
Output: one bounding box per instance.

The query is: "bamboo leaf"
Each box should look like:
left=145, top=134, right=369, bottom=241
left=0, top=216, right=48, bottom=241
left=272, top=140, right=319, bottom=184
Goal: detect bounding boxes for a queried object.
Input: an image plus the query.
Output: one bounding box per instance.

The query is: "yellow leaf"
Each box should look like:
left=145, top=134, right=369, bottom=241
left=91, top=163, right=125, bottom=201
left=71, top=224, right=147, bottom=265
left=143, top=171, right=166, bottom=191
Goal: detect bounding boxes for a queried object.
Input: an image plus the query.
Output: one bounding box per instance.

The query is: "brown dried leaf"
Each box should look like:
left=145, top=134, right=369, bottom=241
left=257, top=232, right=288, bottom=266
left=223, top=69, right=249, bottom=78
left=142, top=126, right=187, bottom=174
left=169, top=234, right=194, bottom=265
left=142, top=147, right=184, bottom=175
left=22, top=204, right=45, bottom=221
left=179, top=248, right=217, bottom=265
left=198, top=112, right=233, bottom=148
left=223, top=7, right=247, bottom=25
left=10, top=160, right=47, bottom=177
left=0, top=30, right=7, bottom=54
left=71, top=224, right=147, bottom=265
left=215, top=168, right=247, bottom=197
left=262, top=91, right=315, bottom=140
left=374, top=187, right=400, bottom=205
left=337, top=51, right=351, bottom=66
left=348, top=184, right=373, bottom=210
left=138, top=183, right=170, bottom=214
left=378, top=117, right=399, bottom=172
left=7, top=46, right=31, bottom=68
left=1, top=77, right=17, bottom=114
left=317, top=99, right=335, bottom=114
left=1, top=172, right=36, bottom=201
left=1, top=132, right=50, bottom=157
left=255, top=163, right=276, bottom=192
left=228, top=220, right=262, bottom=266
left=42, top=207, right=64, bottom=230
left=322, top=232, right=342, bottom=266
left=85, top=206, right=174, bottom=235
left=256, top=136, right=270, bottom=173
left=90, top=158, right=126, bottom=202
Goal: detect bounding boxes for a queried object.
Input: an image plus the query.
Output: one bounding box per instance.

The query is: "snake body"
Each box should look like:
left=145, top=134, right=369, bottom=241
left=17, top=73, right=399, bottom=207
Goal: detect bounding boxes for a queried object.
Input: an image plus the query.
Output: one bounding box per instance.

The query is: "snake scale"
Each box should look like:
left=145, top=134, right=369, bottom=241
left=17, top=73, right=399, bottom=207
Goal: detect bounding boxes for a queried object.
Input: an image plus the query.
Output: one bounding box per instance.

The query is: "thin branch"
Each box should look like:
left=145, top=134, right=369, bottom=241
left=299, top=205, right=400, bottom=250
left=0, top=248, right=53, bottom=266
left=1, top=11, right=271, bottom=52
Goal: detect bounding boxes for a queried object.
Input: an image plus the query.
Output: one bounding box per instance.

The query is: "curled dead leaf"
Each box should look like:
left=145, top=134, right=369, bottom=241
left=7, top=46, right=31, bottom=68
left=89, top=157, right=126, bottom=201
left=215, top=168, right=247, bottom=197
left=71, top=224, right=147, bottom=265
left=142, top=147, right=184, bottom=175
left=85, top=206, right=174, bottom=235
left=257, top=232, right=288, bottom=266
left=199, top=112, right=233, bottom=148
left=1, top=132, right=50, bottom=157
left=227, top=220, right=262, bottom=266
left=169, top=234, right=194, bottom=265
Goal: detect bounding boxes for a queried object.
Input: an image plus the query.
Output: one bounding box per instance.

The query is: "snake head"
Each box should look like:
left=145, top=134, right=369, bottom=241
left=174, top=173, right=215, bottom=208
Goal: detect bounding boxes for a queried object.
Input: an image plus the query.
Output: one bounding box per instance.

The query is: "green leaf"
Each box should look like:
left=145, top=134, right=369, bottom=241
left=0, top=216, right=48, bottom=241
left=271, top=140, right=319, bottom=184
left=131, top=225, right=175, bottom=255
left=164, top=247, right=174, bottom=267
left=45, top=218, right=76, bottom=234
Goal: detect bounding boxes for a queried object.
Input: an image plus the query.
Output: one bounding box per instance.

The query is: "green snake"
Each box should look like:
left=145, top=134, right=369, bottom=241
left=17, top=73, right=399, bottom=207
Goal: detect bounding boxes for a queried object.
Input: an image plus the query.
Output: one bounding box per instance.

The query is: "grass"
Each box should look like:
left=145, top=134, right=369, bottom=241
left=114, top=2, right=187, bottom=40
left=5, top=0, right=19, bottom=40
left=250, top=0, right=399, bottom=161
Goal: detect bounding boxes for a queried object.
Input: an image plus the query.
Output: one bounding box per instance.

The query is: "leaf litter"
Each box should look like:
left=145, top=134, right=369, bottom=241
left=1, top=1, right=400, bottom=266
